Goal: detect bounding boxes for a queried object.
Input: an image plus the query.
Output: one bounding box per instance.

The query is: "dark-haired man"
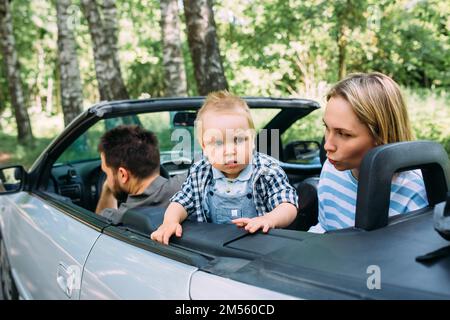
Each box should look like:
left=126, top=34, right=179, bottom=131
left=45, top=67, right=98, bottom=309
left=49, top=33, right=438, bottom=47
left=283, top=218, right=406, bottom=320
left=95, top=125, right=186, bottom=224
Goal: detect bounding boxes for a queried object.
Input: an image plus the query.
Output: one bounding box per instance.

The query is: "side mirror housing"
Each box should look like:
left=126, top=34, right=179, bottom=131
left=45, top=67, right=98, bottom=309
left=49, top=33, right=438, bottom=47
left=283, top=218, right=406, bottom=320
left=0, top=165, right=27, bottom=194
left=173, top=111, right=196, bottom=127
left=283, top=140, right=320, bottom=163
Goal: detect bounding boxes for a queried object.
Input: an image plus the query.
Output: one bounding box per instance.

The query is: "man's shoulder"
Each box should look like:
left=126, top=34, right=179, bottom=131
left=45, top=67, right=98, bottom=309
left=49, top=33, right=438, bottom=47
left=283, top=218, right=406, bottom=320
left=99, top=207, right=122, bottom=224
left=166, top=173, right=187, bottom=190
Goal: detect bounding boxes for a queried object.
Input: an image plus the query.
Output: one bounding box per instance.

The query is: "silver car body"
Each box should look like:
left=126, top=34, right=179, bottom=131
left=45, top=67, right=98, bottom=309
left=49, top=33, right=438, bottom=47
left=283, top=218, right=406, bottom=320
left=0, top=192, right=297, bottom=300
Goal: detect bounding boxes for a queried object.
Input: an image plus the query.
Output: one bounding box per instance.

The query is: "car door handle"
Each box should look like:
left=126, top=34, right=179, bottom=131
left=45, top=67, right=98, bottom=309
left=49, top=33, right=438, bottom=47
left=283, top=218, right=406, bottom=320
left=56, top=262, right=80, bottom=298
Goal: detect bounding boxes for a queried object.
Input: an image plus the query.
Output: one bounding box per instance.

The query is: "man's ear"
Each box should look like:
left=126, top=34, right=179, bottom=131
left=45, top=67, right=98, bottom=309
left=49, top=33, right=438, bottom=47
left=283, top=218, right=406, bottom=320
left=117, top=167, right=130, bottom=184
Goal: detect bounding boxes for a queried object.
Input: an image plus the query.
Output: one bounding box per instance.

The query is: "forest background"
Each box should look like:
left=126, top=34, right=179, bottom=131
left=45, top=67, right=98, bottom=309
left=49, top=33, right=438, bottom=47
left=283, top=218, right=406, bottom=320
left=0, top=0, right=448, bottom=168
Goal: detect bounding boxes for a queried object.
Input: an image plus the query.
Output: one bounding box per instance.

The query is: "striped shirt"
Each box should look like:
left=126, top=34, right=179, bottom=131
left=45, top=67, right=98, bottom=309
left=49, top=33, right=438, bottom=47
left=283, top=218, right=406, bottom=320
left=309, top=159, right=428, bottom=233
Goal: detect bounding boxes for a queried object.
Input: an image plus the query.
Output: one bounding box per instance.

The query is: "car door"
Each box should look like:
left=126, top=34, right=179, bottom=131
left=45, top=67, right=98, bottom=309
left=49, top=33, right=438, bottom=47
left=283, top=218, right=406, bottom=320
left=1, top=191, right=101, bottom=299
left=80, top=228, right=198, bottom=299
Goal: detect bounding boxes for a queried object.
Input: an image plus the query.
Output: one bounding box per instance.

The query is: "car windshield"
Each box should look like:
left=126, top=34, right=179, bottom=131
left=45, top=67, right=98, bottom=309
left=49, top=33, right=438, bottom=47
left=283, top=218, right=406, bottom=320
left=55, top=108, right=282, bottom=166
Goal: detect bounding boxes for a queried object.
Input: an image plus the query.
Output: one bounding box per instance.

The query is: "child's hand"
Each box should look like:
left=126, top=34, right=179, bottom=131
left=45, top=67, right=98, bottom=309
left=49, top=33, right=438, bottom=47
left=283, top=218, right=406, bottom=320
left=232, top=217, right=275, bottom=233
left=150, top=222, right=183, bottom=245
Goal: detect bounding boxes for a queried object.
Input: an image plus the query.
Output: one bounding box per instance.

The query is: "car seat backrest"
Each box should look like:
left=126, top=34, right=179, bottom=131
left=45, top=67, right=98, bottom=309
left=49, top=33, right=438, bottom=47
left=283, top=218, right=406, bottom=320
left=288, top=177, right=320, bottom=231
left=356, top=141, right=450, bottom=231
left=286, top=137, right=325, bottom=231
left=160, top=164, right=170, bottom=179
left=319, top=136, right=326, bottom=165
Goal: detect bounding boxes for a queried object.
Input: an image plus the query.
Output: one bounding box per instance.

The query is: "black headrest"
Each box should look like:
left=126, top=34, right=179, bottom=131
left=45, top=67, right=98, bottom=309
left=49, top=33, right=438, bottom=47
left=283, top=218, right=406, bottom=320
left=160, top=164, right=170, bottom=179
left=355, top=141, right=450, bottom=231
left=121, top=206, right=166, bottom=234
left=295, top=178, right=319, bottom=210
left=319, top=136, right=326, bottom=165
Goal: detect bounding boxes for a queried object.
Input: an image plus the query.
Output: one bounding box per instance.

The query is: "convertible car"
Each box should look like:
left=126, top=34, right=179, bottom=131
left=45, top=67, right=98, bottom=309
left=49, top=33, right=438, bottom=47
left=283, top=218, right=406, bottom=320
left=1, top=97, right=449, bottom=300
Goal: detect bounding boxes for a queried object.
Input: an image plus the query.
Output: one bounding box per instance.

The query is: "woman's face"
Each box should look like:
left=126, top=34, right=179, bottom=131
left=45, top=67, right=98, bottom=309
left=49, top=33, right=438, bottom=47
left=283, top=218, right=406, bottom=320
left=323, top=96, right=377, bottom=178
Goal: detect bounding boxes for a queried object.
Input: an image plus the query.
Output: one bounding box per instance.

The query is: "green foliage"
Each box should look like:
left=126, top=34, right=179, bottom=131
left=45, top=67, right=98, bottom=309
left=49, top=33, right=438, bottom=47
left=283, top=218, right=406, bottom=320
left=406, top=87, right=450, bottom=156
left=355, top=0, right=450, bottom=88
left=0, top=131, right=53, bottom=170
left=0, top=0, right=448, bottom=155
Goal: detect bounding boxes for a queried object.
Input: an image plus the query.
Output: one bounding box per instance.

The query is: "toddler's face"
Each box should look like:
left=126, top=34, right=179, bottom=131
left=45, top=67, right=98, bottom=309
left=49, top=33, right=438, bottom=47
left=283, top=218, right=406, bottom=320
left=323, top=96, right=376, bottom=176
left=200, top=111, right=254, bottom=179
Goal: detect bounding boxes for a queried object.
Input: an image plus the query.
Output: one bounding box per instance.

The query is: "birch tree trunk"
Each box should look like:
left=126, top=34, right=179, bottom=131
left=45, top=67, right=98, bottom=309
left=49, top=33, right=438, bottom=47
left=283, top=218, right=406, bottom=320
left=183, top=0, right=228, bottom=95
left=160, top=0, right=187, bottom=97
left=337, top=24, right=348, bottom=80
left=55, top=0, right=84, bottom=127
left=101, top=0, right=119, bottom=60
left=0, top=0, right=33, bottom=144
left=80, top=0, right=128, bottom=101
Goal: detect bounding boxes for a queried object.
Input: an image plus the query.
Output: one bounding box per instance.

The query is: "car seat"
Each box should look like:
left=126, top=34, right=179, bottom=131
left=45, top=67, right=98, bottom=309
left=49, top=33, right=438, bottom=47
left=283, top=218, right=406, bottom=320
left=286, top=137, right=326, bottom=231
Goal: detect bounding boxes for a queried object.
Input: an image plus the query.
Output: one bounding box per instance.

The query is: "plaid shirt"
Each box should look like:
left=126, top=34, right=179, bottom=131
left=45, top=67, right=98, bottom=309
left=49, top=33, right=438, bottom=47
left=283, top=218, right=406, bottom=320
left=170, top=152, right=299, bottom=222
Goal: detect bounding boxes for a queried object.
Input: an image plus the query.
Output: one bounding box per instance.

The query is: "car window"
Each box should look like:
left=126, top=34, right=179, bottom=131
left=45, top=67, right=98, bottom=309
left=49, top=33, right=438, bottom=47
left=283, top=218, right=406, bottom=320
left=55, top=109, right=283, bottom=166
left=250, top=109, right=280, bottom=131
left=281, top=111, right=323, bottom=165
left=56, top=121, right=105, bottom=165
left=55, top=111, right=201, bottom=165
left=139, top=111, right=200, bottom=164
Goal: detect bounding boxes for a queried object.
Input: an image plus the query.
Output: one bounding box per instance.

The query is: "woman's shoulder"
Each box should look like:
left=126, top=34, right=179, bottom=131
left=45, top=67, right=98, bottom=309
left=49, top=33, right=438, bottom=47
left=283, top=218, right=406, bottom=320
left=320, top=159, right=349, bottom=179
left=393, top=169, right=426, bottom=190
left=319, top=160, right=357, bottom=191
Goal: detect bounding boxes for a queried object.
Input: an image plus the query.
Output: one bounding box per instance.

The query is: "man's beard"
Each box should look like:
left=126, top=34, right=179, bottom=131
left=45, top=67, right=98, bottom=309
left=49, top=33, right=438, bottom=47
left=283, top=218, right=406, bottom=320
left=112, top=175, right=128, bottom=203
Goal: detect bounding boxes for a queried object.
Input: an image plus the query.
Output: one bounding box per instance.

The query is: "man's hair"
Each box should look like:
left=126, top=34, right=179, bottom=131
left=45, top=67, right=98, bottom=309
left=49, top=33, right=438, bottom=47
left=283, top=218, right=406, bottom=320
left=326, top=72, right=413, bottom=145
left=98, top=125, right=160, bottom=179
left=195, top=90, right=255, bottom=145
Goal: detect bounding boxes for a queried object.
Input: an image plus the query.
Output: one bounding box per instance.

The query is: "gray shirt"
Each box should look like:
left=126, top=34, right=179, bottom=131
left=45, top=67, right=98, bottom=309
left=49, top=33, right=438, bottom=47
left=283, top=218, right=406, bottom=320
left=100, top=174, right=186, bottom=224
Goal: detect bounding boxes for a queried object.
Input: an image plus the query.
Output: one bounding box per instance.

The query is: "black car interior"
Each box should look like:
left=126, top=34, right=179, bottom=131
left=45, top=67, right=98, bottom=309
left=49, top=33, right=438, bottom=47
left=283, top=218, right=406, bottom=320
left=48, top=160, right=172, bottom=212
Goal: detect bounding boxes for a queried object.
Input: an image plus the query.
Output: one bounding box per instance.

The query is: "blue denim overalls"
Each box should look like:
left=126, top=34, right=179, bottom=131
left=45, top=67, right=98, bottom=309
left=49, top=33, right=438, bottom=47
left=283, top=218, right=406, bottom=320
left=204, top=174, right=259, bottom=224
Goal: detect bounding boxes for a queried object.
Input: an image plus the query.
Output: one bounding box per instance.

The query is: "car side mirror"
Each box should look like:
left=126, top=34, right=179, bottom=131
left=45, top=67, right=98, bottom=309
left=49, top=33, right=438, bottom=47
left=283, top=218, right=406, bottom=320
left=283, top=140, right=320, bottom=163
left=0, top=165, right=26, bottom=194
left=173, top=111, right=196, bottom=127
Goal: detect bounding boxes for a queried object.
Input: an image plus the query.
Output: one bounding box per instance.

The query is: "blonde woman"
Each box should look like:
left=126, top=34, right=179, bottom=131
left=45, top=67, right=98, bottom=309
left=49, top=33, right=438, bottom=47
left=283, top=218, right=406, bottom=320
left=151, top=91, right=298, bottom=244
left=309, top=72, right=428, bottom=233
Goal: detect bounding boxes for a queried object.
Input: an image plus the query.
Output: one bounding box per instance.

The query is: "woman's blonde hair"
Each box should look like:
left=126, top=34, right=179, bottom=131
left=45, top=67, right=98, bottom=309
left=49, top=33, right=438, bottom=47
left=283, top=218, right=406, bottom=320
left=327, top=72, right=413, bottom=145
left=195, top=90, right=255, bottom=145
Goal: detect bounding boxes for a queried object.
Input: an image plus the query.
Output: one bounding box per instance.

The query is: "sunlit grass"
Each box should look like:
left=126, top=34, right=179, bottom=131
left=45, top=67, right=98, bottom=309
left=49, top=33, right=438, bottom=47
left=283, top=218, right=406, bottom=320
left=0, top=110, right=63, bottom=169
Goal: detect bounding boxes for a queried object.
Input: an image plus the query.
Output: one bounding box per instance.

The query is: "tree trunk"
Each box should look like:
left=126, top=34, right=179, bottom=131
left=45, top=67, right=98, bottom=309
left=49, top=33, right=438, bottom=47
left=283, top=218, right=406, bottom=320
left=101, top=0, right=120, bottom=72
left=160, top=0, right=187, bottom=97
left=55, top=0, right=84, bottom=127
left=183, top=0, right=228, bottom=95
left=80, top=0, right=128, bottom=101
left=337, top=24, right=347, bottom=80
left=0, top=0, right=33, bottom=144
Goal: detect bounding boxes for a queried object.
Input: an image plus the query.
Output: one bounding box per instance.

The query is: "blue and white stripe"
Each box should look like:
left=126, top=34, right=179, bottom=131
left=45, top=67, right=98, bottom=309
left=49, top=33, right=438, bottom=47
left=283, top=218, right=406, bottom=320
left=309, top=159, right=428, bottom=233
